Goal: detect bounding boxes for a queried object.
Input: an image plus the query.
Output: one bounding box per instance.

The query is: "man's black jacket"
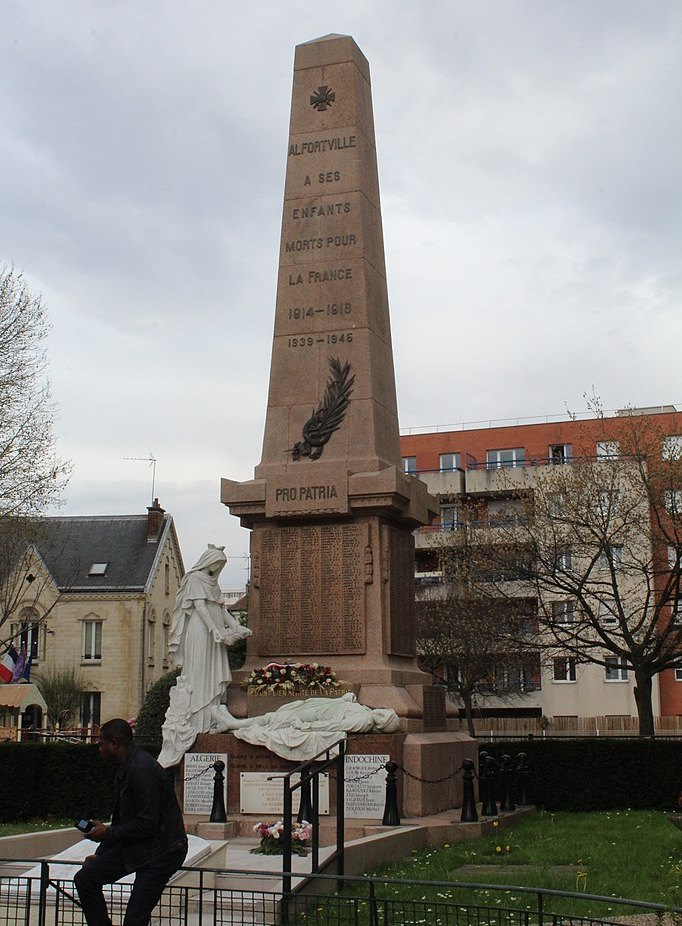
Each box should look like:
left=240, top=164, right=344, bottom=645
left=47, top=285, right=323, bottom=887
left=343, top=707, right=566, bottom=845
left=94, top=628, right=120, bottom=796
left=96, top=745, right=186, bottom=872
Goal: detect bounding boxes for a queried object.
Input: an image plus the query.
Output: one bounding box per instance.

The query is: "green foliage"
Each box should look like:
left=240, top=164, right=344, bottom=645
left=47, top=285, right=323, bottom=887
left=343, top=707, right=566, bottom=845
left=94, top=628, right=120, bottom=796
left=486, top=739, right=682, bottom=811
left=360, top=810, right=682, bottom=912
left=134, top=668, right=180, bottom=742
left=0, top=742, right=115, bottom=822
left=228, top=635, right=247, bottom=671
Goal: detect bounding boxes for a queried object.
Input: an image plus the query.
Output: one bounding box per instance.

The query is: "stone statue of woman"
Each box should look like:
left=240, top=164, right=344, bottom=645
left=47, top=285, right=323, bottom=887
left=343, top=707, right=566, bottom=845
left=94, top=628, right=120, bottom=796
left=158, top=545, right=251, bottom=767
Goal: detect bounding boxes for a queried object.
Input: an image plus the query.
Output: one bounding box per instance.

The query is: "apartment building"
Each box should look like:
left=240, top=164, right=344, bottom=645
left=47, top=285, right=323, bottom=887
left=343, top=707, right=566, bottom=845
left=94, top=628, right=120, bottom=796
left=401, top=406, right=682, bottom=727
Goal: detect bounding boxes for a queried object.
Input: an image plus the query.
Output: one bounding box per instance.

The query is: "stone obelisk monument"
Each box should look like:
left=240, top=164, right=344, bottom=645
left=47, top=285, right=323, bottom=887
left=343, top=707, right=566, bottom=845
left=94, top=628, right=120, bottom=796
left=222, top=34, right=437, bottom=720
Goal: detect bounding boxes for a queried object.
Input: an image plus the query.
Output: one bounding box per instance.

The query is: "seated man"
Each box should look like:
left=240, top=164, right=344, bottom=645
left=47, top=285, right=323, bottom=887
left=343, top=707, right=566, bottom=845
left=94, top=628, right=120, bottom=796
left=74, top=718, right=187, bottom=926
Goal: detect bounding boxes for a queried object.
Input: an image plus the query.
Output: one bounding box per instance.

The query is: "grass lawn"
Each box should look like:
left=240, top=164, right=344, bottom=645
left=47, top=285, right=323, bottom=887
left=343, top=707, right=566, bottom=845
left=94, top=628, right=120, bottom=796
left=0, top=819, right=73, bottom=838
left=353, top=810, right=682, bottom=917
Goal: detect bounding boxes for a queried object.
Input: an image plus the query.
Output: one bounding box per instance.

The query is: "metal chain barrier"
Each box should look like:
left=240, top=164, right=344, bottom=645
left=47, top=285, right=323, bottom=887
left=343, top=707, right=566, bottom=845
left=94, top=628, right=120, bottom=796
left=394, top=762, right=464, bottom=785
left=183, top=764, right=216, bottom=783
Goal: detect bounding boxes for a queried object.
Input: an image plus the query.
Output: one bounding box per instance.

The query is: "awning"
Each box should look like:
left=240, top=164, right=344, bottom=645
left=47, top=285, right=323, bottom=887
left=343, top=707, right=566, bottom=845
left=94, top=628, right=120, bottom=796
left=0, top=684, right=48, bottom=712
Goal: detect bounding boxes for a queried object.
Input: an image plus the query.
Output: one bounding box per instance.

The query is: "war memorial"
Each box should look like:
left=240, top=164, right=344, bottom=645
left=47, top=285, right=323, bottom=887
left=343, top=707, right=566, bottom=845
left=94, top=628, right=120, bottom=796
left=174, top=34, right=475, bottom=823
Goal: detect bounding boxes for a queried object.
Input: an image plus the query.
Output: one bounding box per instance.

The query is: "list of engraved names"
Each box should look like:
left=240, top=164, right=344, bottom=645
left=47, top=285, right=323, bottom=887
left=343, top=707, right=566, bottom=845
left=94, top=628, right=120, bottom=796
left=258, top=524, right=366, bottom=655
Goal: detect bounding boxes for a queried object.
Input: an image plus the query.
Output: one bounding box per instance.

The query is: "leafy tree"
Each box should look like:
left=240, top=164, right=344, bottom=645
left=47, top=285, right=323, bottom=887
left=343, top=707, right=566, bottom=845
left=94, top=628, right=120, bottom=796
left=34, top=664, right=85, bottom=729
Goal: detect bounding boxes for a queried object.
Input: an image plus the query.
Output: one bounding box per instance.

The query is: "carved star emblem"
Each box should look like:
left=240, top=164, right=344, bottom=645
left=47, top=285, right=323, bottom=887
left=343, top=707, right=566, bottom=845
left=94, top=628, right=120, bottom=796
left=310, top=85, right=336, bottom=112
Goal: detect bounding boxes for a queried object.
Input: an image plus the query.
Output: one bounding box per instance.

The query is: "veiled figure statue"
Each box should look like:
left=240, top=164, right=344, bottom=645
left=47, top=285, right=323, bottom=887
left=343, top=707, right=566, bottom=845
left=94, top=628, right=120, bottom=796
left=158, top=545, right=251, bottom=767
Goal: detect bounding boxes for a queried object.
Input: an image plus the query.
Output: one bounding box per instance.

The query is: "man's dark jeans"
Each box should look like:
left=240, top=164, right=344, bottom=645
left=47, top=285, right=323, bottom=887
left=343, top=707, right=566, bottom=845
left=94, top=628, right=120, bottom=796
left=74, top=842, right=187, bottom=926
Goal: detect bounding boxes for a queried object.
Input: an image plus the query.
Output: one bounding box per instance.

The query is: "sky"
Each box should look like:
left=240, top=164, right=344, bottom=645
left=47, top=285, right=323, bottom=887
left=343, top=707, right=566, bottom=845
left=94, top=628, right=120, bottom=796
left=0, top=1, right=680, bottom=588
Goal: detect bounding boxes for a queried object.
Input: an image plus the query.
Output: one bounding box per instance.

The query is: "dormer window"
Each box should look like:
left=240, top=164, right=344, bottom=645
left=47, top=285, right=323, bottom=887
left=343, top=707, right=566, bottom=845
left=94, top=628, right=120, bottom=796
left=88, top=563, right=109, bottom=577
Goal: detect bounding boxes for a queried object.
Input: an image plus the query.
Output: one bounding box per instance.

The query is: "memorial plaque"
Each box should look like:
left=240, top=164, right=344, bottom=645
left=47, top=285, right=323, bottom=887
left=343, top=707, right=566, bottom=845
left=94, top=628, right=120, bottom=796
left=344, top=754, right=389, bottom=819
left=258, top=523, right=367, bottom=655
left=184, top=753, right=227, bottom=815
left=240, top=772, right=330, bottom=815
left=387, top=526, right=417, bottom=657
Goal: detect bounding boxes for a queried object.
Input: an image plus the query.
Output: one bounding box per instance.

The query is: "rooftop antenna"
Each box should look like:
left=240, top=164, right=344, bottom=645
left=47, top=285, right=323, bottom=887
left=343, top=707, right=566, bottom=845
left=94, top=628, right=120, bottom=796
left=124, top=454, right=157, bottom=503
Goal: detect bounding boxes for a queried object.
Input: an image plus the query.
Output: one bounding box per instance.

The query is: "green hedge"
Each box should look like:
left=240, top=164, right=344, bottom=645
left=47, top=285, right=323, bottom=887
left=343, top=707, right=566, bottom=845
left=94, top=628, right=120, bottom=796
left=483, top=739, right=682, bottom=811
left=0, top=742, right=115, bottom=823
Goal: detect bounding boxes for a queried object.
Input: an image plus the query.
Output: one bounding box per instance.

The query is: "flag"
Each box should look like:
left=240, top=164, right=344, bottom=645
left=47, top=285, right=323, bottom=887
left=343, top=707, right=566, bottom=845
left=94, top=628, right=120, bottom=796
left=11, top=645, right=26, bottom=683
left=0, top=647, right=18, bottom=683
left=22, top=652, right=33, bottom=683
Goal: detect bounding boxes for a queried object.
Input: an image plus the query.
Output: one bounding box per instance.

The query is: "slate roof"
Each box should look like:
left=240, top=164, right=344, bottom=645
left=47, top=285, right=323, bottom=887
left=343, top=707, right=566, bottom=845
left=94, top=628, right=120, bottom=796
left=32, top=514, right=175, bottom=593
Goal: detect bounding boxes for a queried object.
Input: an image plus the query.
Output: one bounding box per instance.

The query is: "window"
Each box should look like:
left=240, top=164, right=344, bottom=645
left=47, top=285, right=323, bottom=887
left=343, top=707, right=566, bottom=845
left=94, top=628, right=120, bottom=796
left=162, top=611, right=171, bottom=667
left=88, top=562, right=108, bottom=577
left=555, top=546, right=572, bottom=570
left=552, top=600, right=575, bottom=624
left=598, top=600, right=619, bottom=626
left=663, top=436, right=682, bottom=460
left=596, top=490, right=619, bottom=515
left=439, top=505, right=459, bottom=530
left=82, top=621, right=102, bottom=661
left=439, top=452, right=461, bottom=472
left=81, top=692, right=101, bottom=728
left=520, top=659, right=542, bottom=692
left=548, top=493, right=568, bottom=517
left=164, top=562, right=170, bottom=596
left=669, top=546, right=680, bottom=570
left=488, top=498, right=526, bottom=527
left=664, top=490, right=682, bottom=517
left=146, top=610, right=156, bottom=664
left=675, top=666, right=682, bottom=682
left=604, top=657, right=629, bottom=682
left=598, top=545, right=623, bottom=571
left=402, top=456, right=417, bottom=474
left=597, top=441, right=620, bottom=459
left=11, top=609, right=41, bottom=661
left=549, top=444, right=572, bottom=465
left=486, top=448, right=525, bottom=469
left=553, top=657, right=576, bottom=682
left=671, top=599, right=682, bottom=625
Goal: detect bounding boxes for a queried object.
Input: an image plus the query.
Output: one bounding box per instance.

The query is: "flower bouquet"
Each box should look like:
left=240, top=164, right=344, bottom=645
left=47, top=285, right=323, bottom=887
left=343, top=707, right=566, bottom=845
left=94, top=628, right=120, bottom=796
left=251, top=820, right=312, bottom=856
left=246, top=662, right=341, bottom=694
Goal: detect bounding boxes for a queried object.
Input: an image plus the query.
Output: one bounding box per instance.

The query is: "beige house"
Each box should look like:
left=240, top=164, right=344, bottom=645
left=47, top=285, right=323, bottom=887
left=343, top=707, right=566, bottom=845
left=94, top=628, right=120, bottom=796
left=2, top=499, right=184, bottom=729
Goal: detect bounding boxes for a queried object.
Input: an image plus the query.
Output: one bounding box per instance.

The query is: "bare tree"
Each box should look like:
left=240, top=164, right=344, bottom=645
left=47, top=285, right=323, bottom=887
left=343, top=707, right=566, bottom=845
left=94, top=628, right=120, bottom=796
left=0, top=267, right=70, bottom=518
left=482, top=409, right=682, bottom=736
left=34, top=663, right=85, bottom=729
left=416, top=525, right=540, bottom=736
left=0, top=268, right=70, bottom=641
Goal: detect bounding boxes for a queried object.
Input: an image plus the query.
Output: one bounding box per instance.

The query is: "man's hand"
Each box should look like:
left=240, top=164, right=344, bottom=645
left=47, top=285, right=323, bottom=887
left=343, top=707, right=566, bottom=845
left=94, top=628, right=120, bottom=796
left=85, top=821, right=109, bottom=842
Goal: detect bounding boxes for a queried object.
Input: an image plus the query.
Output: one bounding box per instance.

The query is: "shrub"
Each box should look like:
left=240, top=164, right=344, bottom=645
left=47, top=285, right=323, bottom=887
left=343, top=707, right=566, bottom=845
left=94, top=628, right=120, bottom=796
left=134, top=668, right=180, bottom=743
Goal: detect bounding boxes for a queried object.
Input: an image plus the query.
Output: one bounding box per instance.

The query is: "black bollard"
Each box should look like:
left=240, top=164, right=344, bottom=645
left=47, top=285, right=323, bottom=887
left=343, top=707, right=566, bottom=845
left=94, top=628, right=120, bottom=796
left=209, top=760, right=227, bottom=823
left=500, top=754, right=516, bottom=812
left=297, top=763, right=313, bottom=824
left=516, top=752, right=530, bottom=806
left=382, top=761, right=401, bottom=826
left=481, top=755, right=499, bottom=817
left=478, top=749, right=489, bottom=808
left=460, top=758, right=478, bottom=822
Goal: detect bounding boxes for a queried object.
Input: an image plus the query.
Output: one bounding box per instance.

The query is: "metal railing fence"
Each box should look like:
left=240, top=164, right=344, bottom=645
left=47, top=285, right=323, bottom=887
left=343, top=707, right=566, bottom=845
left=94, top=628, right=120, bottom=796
left=1, top=859, right=680, bottom=926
